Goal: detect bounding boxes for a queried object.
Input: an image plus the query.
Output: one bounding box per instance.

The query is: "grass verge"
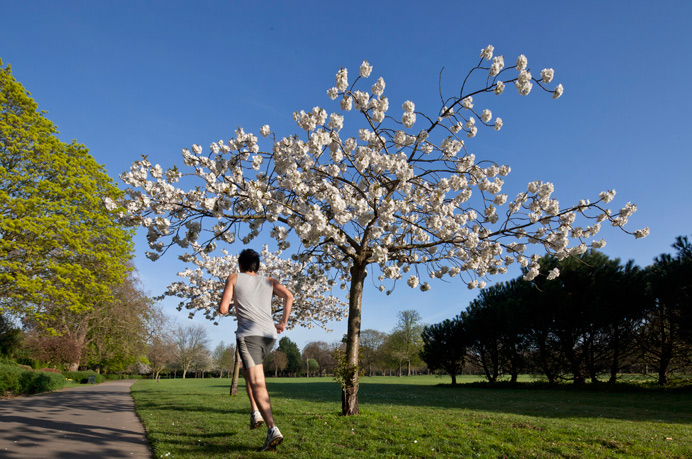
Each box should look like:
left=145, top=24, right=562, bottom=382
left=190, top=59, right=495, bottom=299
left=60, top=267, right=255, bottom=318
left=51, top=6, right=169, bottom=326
left=131, top=375, right=692, bottom=458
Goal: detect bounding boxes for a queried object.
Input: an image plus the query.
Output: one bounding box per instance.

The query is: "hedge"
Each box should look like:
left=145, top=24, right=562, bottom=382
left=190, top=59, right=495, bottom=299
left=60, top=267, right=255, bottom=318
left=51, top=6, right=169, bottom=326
left=0, top=363, right=66, bottom=396
left=20, top=371, right=66, bottom=394
left=62, top=370, right=106, bottom=384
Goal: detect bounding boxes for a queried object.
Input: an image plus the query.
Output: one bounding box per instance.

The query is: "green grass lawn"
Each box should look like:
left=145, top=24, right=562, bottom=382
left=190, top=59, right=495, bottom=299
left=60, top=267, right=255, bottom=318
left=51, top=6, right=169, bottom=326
left=131, top=375, right=692, bottom=458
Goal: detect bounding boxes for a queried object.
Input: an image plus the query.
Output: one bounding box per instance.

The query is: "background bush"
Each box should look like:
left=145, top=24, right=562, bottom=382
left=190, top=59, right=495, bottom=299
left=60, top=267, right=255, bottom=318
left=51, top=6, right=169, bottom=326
left=63, top=370, right=106, bottom=384
left=0, top=363, right=66, bottom=395
left=19, top=371, right=66, bottom=394
left=0, top=363, right=23, bottom=395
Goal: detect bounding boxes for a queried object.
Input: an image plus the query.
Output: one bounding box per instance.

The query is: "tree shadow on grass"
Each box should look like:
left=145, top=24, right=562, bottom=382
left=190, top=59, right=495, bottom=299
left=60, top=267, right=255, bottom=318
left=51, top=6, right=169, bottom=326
left=264, top=380, right=692, bottom=424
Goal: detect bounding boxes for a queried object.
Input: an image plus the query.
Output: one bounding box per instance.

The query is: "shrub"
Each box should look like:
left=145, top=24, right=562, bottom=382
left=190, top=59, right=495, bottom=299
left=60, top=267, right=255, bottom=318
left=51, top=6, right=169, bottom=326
left=38, top=367, right=62, bottom=373
left=0, top=363, right=66, bottom=395
left=20, top=371, right=65, bottom=394
left=0, top=363, right=23, bottom=395
left=62, top=370, right=105, bottom=384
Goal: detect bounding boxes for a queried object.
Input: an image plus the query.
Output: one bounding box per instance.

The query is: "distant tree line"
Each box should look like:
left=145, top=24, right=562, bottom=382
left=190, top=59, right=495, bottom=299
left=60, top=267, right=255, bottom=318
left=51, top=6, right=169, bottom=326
left=421, top=236, right=692, bottom=386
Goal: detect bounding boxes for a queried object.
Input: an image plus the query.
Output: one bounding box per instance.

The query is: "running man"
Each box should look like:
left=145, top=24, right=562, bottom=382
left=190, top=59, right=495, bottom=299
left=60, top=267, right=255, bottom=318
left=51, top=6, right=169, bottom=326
left=218, top=248, right=293, bottom=451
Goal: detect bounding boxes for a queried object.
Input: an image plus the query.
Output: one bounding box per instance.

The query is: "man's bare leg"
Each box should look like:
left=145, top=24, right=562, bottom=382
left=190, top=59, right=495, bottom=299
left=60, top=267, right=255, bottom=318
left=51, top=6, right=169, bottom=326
left=243, top=368, right=259, bottom=413
left=244, top=364, right=276, bottom=428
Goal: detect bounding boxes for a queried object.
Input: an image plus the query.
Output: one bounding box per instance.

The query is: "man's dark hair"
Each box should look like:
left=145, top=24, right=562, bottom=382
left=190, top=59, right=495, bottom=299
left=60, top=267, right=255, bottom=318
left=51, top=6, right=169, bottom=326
left=238, top=249, right=260, bottom=273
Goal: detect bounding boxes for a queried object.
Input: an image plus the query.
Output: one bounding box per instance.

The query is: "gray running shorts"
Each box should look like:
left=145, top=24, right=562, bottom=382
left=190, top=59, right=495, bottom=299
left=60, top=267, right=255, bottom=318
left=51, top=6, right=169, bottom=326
left=237, top=336, right=276, bottom=369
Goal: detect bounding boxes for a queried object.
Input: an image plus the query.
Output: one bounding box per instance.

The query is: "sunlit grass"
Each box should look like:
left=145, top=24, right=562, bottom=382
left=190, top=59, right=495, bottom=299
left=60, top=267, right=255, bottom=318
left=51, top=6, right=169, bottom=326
left=131, top=375, right=692, bottom=458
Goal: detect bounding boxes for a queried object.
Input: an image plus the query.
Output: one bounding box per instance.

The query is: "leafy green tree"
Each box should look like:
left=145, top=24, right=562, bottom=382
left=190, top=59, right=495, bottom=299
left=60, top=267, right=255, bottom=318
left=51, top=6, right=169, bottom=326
left=360, top=329, right=387, bottom=376
left=462, top=300, right=502, bottom=383
left=387, top=310, right=424, bottom=376
left=529, top=251, right=645, bottom=384
left=0, top=313, right=22, bottom=358
left=642, top=235, right=692, bottom=384
left=0, top=59, right=133, bottom=327
left=213, top=341, right=234, bottom=377
left=27, top=267, right=156, bottom=372
left=302, top=341, right=335, bottom=376
left=278, top=336, right=301, bottom=376
left=264, top=349, right=287, bottom=378
left=420, top=317, right=466, bottom=385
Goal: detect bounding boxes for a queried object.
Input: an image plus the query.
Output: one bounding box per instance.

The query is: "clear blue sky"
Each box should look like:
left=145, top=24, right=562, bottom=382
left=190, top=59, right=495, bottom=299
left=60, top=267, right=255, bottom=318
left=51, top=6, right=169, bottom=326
left=2, top=0, right=691, bottom=351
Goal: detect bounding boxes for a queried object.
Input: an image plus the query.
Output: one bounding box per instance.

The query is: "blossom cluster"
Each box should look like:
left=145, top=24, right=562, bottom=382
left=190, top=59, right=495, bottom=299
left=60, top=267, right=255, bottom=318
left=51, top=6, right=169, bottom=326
left=164, top=245, right=346, bottom=328
left=118, top=45, right=648, bottom=324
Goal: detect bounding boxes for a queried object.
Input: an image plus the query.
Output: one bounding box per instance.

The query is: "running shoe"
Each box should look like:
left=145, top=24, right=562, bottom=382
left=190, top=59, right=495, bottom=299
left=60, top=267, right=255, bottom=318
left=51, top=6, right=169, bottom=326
left=260, top=426, right=283, bottom=451
left=250, top=411, right=264, bottom=430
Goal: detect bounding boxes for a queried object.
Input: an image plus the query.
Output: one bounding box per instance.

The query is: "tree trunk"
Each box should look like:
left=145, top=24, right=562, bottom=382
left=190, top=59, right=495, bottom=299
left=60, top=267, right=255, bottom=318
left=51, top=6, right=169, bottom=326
left=342, top=263, right=366, bottom=416
left=230, top=348, right=241, bottom=395
left=608, top=329, right=621, bottom=384
left=658, top=344, right=672, bottom=385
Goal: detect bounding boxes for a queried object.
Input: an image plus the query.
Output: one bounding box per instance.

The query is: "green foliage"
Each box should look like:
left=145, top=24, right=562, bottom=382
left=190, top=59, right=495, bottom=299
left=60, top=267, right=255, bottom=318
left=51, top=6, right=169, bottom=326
left=331, top=345, right=363, bottom=389
left=0, top=363, right=23, bottom=394
left=278, top=336, right=302, bottom=374
left=420, top=318, right=466, bottom=384
left=0, top=59, right=134, bottom=327
left=456, top=250, right=654, bottom=385
left=63, top=370, right=106, bottom=384
left=83, top=270, right=156, bottom=372
left=0, top=313, right=22, bottom=357
left=643, top=234, right=692, bottom=384
left=384, top=310, right=425, bottom=375
left=0, top=362, right=66, bottom=395
left=19, top=370, right=66, bottom=394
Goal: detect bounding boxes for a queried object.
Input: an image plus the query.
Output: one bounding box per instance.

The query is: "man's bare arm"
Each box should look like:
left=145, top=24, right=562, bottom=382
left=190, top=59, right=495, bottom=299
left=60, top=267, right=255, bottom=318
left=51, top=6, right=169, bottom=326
left=270, top=278, right=293, bottom=333
left=219, top=273, right=237, bottom=315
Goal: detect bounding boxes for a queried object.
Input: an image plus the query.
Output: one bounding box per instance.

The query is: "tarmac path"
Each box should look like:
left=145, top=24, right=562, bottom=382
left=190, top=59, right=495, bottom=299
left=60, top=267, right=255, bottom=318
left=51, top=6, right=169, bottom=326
left=0, top=379, right=152, bottom=458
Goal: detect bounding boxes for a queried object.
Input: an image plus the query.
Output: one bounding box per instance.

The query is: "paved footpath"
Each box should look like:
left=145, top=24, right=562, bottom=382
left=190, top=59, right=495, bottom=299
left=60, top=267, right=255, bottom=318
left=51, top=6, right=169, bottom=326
left=0, top=379, right=152, bottom=458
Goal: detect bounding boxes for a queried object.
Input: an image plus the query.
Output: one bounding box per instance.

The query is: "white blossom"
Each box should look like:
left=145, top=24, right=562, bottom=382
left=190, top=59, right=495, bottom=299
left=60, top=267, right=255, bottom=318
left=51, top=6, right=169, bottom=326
left=360, top=60, right=373, bottom=78
left=541, top=68, right=554, bottom=83
left=336, top=68, right=349, bottom=92
left=634, top=227, right=650, bottom=239
left=371, top=77, right=386, bottom=97
left=402, top=112, right=416, bottom=128
left=515, top=70, right=533, bottom=96
left=547, top=267, right=560, bottom=280
left=407, top=275, right=419, bottom=289
left=461, top=96, right=473, bottom=110
left=553, top=84, right=564, bottom=99
left=480, top=45, right=494, bottom=60
left=489, top=55, right=504, bottom=77
left=599, top=190, right=616, bottom=203
left=592, top=239, right=607, bottom=248
left=340, top=96, right=353, bottom=111
left=494, top=81, right=505, bottom=95
left=516, top=54, right=528, bottom=71
left=260, top=125, right=271, bottom=137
